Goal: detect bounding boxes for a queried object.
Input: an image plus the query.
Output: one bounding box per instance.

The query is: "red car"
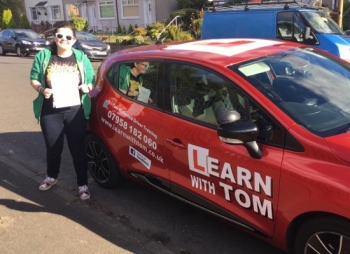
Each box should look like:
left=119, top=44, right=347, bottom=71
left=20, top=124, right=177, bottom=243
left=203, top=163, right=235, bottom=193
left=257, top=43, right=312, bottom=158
left=86, top=38, right=350, bottom=254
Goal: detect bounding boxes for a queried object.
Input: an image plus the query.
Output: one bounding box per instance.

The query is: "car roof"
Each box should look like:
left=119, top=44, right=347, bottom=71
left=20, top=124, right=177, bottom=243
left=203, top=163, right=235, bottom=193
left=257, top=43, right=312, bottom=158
left=11, top=29, right=35, bottom=32
left=110, top=39, right=303, bottom=67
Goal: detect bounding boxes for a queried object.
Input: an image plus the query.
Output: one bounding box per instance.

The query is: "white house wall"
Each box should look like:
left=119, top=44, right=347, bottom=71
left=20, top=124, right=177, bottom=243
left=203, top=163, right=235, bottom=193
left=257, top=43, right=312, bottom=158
left=24, top=0, right=177, bottom=32
left=25, top=0, right=65, bottom=24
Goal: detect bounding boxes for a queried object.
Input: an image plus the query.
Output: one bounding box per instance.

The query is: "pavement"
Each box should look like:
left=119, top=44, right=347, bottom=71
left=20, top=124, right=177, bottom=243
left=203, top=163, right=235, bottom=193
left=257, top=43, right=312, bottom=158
left=0, top=154, right=176, bottom=254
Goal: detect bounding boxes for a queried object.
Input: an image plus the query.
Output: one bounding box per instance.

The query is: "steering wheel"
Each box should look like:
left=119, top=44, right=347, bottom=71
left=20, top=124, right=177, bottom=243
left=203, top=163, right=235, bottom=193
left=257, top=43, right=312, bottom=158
left=302, top=98, right=318, bottom=106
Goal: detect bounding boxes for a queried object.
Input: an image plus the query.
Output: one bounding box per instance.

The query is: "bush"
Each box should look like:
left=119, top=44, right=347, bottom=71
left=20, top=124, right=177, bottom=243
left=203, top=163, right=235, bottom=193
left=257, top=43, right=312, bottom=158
left=115, top=35, right=133, bottom=45
left=70, top=17, right=87, bottom=31
left=147, top=22, right=166, bottom=39
left=128, top=24, right=134, bottom=34
left=171, top=8, right=200, bottom=30
left=2, top=9, right=17, bottom=29
left=19, top=13, right=30, bottom=29
left=131, top=35, right=145, bottom=45
left=117, top=24, right=122, bottom=34
left=167, top=24, right=193, bottom=42
left=133, top=27, right=147, bottom=36
left=190, top=10, right=203, bottom=39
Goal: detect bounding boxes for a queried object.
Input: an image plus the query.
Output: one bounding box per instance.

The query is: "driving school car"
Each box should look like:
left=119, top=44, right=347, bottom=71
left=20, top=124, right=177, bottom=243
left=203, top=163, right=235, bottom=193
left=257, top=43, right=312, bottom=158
left=86, top=38, right=350, bottom=254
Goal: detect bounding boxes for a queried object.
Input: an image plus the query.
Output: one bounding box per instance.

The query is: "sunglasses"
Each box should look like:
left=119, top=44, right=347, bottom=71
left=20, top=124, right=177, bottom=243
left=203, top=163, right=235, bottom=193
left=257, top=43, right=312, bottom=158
left=55, top=33, right=75, bottom=41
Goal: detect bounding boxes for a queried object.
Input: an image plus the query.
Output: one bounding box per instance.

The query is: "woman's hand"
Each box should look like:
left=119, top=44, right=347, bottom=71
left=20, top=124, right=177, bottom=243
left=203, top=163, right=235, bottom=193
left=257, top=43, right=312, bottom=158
left=128, top=90, right=139, bottom=97
left=79, top=84, right=93, bottom=94
left=43, top=88, right=53, bottom=99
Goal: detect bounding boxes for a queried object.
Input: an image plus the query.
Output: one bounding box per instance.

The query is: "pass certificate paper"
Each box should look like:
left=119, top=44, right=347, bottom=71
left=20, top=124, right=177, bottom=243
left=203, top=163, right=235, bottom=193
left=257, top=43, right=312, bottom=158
left=51, top=79, right=81, bottom=108
left=137, top=86, right=151, bottom=103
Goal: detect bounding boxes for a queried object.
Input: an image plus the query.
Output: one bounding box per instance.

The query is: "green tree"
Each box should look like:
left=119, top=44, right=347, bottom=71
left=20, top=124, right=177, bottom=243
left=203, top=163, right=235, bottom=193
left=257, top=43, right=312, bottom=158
left=117, top=24, right=122, bottom=34
left=128, top=24, right=134, bottom=34
left=0, top=0, right=23, bottom=26
left=19, top=13, right=30, bottom=29
left=70, top=17, right=87, bottom=31
left=177, top=0, right=207, bottom=9
left=2, top=9, right=17, bottom=28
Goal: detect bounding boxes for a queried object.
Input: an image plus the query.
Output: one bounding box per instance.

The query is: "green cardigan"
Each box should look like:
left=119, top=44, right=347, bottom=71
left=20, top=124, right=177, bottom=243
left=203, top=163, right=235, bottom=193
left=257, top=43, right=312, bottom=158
left=30, top=48, right=96, bottom=122
left=119, top=65, right=143, bottom=91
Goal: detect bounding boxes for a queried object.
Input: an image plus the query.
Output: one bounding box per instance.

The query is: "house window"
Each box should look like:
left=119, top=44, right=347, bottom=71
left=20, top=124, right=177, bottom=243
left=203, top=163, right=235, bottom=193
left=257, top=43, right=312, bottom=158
left=51, top=5, right=61, bottom=20
left=99, top=1, right=114, bottom=19
left=122, top=0, right=139, bottom=18
left=66, top=4, right=79, bottom=20
left=30, top=7, right=38, bottom=20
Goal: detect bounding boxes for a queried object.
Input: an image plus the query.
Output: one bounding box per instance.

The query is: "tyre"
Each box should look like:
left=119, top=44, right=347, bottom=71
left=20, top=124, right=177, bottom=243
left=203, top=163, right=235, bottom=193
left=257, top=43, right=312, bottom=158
left=85, top=133, right=124, bottom=188
left=0, top=45, right=5, bottom=55
left=295, top=216, right=350, bottom=254
left=16, top=46, right=22, bottom=57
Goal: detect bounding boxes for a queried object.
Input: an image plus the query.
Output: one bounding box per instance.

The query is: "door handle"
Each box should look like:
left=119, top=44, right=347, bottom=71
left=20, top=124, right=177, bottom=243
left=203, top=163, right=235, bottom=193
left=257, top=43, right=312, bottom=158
left=166, top=138, right=187, bottom=150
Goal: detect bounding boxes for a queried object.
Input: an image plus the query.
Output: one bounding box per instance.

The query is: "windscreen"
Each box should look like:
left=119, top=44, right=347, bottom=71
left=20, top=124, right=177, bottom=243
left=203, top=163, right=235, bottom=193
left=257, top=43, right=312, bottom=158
left=77, top=33, right=101, bottom=41
left=301, top=11, right=343, bottom=34
left=17, top=30, right=42, bottom=39
left=229, top=47, right=350, bottom=137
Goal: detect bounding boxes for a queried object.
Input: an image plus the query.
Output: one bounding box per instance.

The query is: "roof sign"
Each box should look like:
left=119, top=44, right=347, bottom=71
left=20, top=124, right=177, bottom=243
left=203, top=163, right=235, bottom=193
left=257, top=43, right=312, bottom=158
left=165, top=39, right=283, bottom=56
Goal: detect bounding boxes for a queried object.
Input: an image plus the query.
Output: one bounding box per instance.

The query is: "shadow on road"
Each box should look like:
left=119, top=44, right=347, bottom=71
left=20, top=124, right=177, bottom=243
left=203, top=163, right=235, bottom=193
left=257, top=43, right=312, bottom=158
left=0, top=131, right=287, bottom=254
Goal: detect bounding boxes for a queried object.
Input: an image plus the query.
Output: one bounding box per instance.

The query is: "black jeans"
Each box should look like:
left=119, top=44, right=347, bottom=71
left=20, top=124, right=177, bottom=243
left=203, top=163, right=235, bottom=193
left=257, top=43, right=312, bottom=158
left=40, top=107, right=88, bottom=186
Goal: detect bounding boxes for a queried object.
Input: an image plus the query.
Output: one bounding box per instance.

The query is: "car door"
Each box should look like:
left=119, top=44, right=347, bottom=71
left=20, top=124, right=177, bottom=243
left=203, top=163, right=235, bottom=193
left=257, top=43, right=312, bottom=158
left=162, top=61, right=283, bottom=237
left=1, top=30, right=10, bottom=51
left=6, top=30, right=17, bottom=53
left=95, top=60, right=168, bottom=180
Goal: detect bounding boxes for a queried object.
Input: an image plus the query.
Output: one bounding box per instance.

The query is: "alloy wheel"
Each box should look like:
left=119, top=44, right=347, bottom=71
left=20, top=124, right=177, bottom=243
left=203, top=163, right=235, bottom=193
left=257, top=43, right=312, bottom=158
left=304, top=232, right=350, bottom=254
left=16, top=46, right=21, bottom=56
left=86, top=141, right=111, bottom=183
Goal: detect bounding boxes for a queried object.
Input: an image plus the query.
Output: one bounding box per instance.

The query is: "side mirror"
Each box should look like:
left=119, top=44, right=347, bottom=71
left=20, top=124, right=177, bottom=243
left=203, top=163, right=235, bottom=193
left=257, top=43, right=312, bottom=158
left=217, top=110, right=262, bottom=159
left=304, top=27, right=313, bottom=40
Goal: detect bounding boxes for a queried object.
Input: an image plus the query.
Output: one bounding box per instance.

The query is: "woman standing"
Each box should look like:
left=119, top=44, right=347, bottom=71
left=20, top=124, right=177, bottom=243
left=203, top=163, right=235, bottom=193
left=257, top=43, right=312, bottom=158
left=30, top=22, right=95, bottom=200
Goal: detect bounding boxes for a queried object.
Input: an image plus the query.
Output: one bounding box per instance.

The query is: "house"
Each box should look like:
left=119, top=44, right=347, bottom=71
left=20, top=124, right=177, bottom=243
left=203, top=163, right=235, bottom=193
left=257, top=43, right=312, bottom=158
left=24, top=0, right=178, bottom=33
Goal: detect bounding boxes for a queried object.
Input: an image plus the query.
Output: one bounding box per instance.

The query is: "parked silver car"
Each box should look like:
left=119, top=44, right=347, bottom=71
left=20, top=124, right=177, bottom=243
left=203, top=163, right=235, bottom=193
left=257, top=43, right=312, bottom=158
left=73, top=31, right=111, bottom=60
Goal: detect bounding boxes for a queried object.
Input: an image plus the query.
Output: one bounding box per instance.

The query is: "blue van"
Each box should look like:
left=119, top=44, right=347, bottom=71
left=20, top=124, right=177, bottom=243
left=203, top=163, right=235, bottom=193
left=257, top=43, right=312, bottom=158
left=201, top=1, right=350, bottom=60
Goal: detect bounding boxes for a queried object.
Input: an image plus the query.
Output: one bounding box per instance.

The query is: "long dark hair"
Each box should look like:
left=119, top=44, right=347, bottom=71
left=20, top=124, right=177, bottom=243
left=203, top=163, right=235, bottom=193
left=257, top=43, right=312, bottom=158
left=49, top=22, right=76, bottom=53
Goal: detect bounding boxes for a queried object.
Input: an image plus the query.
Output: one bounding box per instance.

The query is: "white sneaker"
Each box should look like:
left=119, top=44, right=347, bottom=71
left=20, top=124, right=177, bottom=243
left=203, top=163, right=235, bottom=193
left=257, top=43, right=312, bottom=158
left=39, top=177, right=57, bottom=191
left=78, top=185, right=90, bottom=200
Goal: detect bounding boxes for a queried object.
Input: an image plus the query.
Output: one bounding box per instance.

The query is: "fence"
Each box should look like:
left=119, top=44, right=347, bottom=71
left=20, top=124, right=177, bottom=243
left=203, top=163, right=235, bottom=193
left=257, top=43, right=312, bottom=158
left=31, top=22, right=53, bottom=35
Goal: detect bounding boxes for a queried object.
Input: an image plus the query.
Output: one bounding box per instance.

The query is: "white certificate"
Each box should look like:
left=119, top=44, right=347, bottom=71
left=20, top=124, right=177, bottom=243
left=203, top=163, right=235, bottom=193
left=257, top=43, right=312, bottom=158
left=137, top=86, right=151, bottom=103
left=51, top=78, right=81, bottom=108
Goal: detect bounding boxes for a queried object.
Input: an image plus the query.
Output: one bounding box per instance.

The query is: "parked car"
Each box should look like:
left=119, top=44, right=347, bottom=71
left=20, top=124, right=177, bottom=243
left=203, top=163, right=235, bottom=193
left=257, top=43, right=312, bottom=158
left=73, top=31, right=111, bottom=60
left=0, top=29, right=49, bottom=56
left=86, top=38, right=350, bottom=254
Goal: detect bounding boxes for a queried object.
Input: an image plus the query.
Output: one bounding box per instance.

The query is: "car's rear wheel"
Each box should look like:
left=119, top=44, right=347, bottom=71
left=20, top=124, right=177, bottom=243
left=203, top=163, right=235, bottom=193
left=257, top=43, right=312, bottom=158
left=85, top=133, right=124, bottom=188
left=295, top=216, right=350, bottom=254
left=0, top=45, right=5, bottom=55
left=16, top=46, right=22, bottom=56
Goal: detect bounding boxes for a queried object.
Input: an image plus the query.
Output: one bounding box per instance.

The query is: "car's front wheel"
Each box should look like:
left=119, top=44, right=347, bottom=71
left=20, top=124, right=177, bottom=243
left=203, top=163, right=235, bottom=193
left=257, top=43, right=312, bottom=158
left=16, top=46, right=22, bottom=56
left=295, top=216, right=350, bottom=254
left=85, top=133, right=124, bottom=188
left=0, top=45, right=5, bottom=56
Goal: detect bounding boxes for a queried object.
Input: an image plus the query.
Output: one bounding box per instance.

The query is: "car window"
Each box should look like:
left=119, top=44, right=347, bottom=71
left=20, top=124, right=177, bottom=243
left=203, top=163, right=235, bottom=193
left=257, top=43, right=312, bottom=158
left=1, top=30, right=9, bottom=37
left=8, top=30, right=16, bottom=38
left=277, top=12, right=306, bottom=42
left=167, top=62, right=284, bottom=145
left=77, top=33, right=100, bottom=41
left=106, top=61, right=160, bottom=108
left=230, top=47, right=350, bottom=137
left=17, top=30, right=41, bottom=39
left=168, top=63, right=245, bottom=126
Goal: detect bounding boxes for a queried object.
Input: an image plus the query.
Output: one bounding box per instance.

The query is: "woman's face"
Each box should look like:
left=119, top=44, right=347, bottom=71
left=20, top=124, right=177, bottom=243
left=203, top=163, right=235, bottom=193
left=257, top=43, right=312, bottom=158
left=54, top=27, right=76, bottom=51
